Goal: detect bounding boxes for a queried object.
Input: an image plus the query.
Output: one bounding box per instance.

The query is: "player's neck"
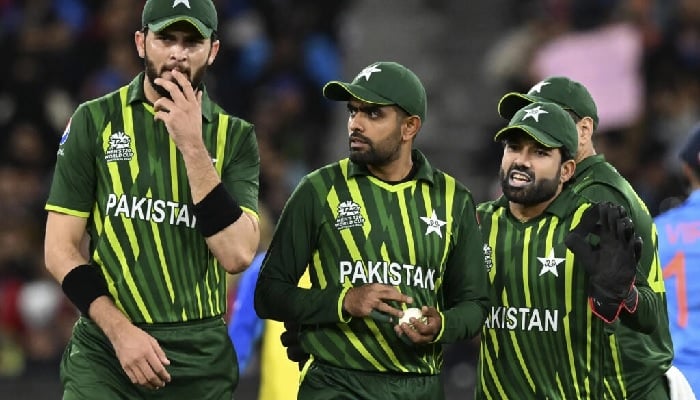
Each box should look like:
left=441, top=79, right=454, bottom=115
left=368, top=153, right=415, bottom=183
left=508, top=190, right=561, bottom=223
left=575, top=146, right=596, bottom=164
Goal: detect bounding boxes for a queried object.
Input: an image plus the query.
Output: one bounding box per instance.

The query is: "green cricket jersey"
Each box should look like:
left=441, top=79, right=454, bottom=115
left=46, top=73, right=260, bottom=324
left=255, top=150, right=490, bottom=374
left=572, top=154, right=673, bottom=396
left=476, top=189, right=628, bottom=399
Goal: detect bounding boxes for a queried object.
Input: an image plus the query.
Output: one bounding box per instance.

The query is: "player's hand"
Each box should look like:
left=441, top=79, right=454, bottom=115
left=342, top=283, right=412, bottom=323
left=565, top=202, right=641, bottom=323
left=280, top=321, right=310, bottom=370
left=394, top=306, right=441, bottom=345
left=153, top=69, right=204, bottom=150
left=111, top=322, right=171, bottom=390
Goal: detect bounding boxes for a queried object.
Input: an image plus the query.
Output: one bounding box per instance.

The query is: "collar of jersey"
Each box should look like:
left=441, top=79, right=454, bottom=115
left=574, top=154, right=606, bottom=180
left=347, top=149, right=435, bottom=184
left=126, top=72, right=216, bottom=122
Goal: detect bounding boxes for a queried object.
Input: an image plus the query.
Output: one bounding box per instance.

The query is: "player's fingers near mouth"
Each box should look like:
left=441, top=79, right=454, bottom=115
left=154, top=77, right=177, bottom=93
left=170, top=70, right=195, bottom=99
left=154, top=77, right=186, bottom=104
left=153, top=98, right=172, bottom=114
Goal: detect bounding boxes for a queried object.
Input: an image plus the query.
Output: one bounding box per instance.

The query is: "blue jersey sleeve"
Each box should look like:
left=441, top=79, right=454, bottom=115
left=228, top=252, right=266, bottom=372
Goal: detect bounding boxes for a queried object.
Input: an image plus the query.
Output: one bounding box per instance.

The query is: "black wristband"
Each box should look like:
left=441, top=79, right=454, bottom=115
left=61, top=264, right=111, bottom=316
left=193, top=183, right=243, bottom=237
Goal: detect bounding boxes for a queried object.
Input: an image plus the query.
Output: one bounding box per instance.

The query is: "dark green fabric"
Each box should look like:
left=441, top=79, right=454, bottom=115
left=476, top=189, right=630, bottom=399
left=323, top=61, right=427, bottom=121
left=298, top=361, right=443, bottom=400
left=498, top=76, right=599, bottom=127
left=572, top=154, right=673, bottom=397
left=256, top=150, right=489, bottom=374
left=494, top=101, right=578, bottom=156
left=61, top=317, right=236, bottom=400
left=46, top=73, right=259, bottom=323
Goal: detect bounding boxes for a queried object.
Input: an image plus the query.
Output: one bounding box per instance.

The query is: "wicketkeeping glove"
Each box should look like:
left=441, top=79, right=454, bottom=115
left=280, top=321, right=310, bottom=370
left=565, top=202, right=642, bottom=323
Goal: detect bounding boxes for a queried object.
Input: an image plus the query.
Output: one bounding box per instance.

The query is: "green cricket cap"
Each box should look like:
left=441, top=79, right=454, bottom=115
left=494, top=101, right=579, bottom=156
left=498, top=76, right=599, bottom=128
left=323, top=61, right=427, bottom=121
left=142, top=0, right=218, bottom=39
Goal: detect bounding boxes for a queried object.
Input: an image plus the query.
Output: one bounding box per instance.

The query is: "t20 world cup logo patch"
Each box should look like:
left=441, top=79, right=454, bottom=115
left=105, top=131, right=134, bottom=162
left=334, top=201, right=365, bottom=230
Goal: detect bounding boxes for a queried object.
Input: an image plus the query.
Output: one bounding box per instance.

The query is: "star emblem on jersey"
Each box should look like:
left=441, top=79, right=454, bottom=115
left=421, top=210, right=447, bottom=238
left=356, top=64, right=382, bottom=81
left=173, top=0, right=190, bottom=8
left=528, top=81, right=550, bottom=94
left=537, top=249, right=565, bottom=277
left=522, top=106, right=548, bottom=122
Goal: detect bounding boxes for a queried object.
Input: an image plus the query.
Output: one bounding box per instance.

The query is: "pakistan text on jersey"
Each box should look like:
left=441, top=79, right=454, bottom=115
left=484, top=306, right=559, bottom=332
left=105, top=194, right=196, bottom=228
left=339, top=261, right=436, bottom=290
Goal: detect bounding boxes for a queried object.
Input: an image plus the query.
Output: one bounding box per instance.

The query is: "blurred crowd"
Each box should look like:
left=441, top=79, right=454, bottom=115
left=479, top=0, right=700, bottom=214
left=0, top=0, right=699, bottom=397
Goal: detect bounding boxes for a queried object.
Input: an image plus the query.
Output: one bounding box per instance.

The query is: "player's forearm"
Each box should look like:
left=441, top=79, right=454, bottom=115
left=179, top=142, right=221, bottom=203
left=89, top=296, right=135, bottom=344
left=205, top=212, right=259, bottom=273
left=177, top=141, right=259, bottom=272
left=438, top=297, right=490, bottom=343
left=255, top=276, right=347, bottom=325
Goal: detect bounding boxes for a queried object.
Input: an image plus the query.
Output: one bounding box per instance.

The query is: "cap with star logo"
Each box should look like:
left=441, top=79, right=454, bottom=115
left=142, top=0, right=217, bottom=39
left=494, top=101, right=578, bottom=156
left=322, top=61, right=427, bottom=121
left=497, top=76, right=599, bottom=129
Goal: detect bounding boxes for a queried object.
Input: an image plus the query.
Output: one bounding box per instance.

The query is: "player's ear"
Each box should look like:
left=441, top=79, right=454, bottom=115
left=135, top=30, right=146, bottom=59
left=560, top=158, right=576, bottom=184
left=401, top=114, right=421, bottom=142
left=576, top=117, right=594, bottom=148
left=207, top=39, right=220, bottom=65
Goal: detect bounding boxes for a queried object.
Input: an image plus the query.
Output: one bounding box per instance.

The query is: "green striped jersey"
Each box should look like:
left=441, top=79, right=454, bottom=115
left=255, top=150, right=489, bottom=374
left=46, top=73, right=260, bottom=323
left=476, top=189, right=627, bottom=399
left=572, top=154, right=673, bottom=396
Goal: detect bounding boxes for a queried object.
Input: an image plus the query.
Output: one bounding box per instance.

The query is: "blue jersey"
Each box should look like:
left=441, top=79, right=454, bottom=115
left=228, top=253, right=266, bottom=372
left=655, top=189, right=700, bottom=393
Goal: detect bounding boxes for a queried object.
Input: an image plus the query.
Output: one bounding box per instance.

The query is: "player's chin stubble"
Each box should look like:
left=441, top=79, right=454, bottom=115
left=144, top=55, right=208, bottom=100
left=499, top=166, right=561, bottom=206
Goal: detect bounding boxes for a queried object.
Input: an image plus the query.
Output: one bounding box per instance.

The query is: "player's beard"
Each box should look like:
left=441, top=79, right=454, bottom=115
left=349, top=126, right=402, bottom=167
left=499, top=164, right=561, bottom=206
left=144, top=50, right=209, bottom=100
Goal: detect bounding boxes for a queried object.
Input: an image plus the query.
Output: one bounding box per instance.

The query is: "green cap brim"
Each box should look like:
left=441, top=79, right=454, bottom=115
left=494, top=125, right=563, bottom=149
left=148, top=16, right=213, bottom=38
left=497, top=92, right=545, bottom=120
left=322, top=81, right=393, bottom=105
